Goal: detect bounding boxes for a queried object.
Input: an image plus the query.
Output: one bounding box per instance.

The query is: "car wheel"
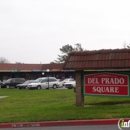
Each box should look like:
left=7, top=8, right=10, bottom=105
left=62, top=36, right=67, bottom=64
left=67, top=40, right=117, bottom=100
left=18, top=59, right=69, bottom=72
left=6, top=85, right=10, bottom=89
left=37, top=86, right=41, bottom=90
left=53, top=84, right=57, bottom=89
left=25, top=86, right=28, bottom=90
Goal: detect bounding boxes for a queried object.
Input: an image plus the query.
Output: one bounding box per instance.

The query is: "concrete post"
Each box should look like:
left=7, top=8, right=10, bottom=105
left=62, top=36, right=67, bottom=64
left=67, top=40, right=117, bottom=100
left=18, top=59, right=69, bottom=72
left=75, top=71, right=84, bottom=107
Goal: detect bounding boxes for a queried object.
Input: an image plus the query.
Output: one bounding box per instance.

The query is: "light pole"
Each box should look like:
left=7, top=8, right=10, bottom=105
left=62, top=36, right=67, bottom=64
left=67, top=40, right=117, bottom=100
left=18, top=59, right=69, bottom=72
left=42, top=72, right=44, bottom=77
left=46, top=69, right=50, bottom=89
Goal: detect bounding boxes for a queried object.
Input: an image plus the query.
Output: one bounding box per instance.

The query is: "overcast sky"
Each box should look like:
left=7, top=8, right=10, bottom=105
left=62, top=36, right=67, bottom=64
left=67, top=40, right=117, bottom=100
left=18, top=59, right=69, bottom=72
left=0, top=0, right=130, bottom=64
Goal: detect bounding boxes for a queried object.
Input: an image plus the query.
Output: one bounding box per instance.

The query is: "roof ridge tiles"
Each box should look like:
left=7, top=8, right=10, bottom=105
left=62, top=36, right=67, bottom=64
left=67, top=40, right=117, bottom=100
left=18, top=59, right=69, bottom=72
left=63, top=48, right=130, bottom=70
left=69, top=48, right=130, bottom=55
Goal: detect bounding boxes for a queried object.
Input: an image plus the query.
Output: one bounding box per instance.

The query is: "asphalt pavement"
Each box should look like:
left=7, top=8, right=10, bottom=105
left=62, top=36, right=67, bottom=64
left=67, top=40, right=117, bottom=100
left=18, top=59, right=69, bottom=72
left=0, top=125, right=119, bottom=130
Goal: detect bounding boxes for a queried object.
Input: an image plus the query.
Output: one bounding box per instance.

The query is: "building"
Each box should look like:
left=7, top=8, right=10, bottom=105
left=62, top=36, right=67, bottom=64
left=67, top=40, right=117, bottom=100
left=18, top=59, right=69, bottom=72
left=0, top=63, right=74, bottom=81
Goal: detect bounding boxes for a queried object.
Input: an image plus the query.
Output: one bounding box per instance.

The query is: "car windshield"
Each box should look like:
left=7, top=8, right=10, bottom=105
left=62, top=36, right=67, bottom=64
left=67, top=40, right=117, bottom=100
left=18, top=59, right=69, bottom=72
left=57, top=79, right=64, bottom=82
left=63, top=78, right=74, bottom=82
left=64, top=78, right=69, bottom=81
left=4, top=79, right=12, bottom=83
left=33, top=78, right=43, bottom=83
left=24, top=80, right=34, bottom=84
left=60, top=78, right=70, bottom=82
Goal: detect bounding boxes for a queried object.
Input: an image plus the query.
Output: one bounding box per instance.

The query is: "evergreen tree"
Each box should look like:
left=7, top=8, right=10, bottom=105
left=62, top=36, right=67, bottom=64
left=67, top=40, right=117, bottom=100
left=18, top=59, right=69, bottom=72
left=54, top=43, right=84, bottom=63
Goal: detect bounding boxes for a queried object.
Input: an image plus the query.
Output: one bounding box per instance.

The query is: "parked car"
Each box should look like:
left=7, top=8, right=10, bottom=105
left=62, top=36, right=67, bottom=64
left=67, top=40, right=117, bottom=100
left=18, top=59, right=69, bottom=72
left=57, top=79, right=65, bottom=87
left=1, top=78, right=26, bottom=88
left=61, top=78, right=75, bottom=87
left=16, top=80, right=34, bottom=89
left=27, top=77, right=58, bottom=90
left=0, top=80, right=3, bottom=87
left=64, top=80, right=76, bottom=89
left=55, top=79, right=62, bottom=88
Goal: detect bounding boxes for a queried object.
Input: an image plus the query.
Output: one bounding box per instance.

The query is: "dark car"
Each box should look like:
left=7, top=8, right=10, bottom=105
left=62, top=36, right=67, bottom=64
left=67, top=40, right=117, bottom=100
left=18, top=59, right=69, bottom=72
left=0, top=80, right=3, bottom=87
left=16, top=80, right=34, bottom=89
left=1, top=78, right=26, bottom=88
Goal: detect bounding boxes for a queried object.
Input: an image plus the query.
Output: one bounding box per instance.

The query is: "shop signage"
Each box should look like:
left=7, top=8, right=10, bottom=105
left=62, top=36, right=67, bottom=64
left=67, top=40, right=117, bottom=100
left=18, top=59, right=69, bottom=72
left=84, top=72, right=129, bottom=97
left=11, top=69, right=21, bottom=72
left=51, top=69, right=61, bottom=71
left=32, top=69, right=42, bottom=72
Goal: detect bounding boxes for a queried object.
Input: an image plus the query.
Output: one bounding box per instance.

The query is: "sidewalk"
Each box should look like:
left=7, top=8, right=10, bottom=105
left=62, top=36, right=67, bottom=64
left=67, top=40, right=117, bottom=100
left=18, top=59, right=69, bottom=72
left=0, top=119, right=119, bottom=128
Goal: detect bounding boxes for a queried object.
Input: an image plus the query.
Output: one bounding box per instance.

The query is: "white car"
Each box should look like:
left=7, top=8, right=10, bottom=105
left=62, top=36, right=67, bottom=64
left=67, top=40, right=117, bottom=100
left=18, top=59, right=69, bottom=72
left=27, top=77, right=58, bottom=90
left=56, top=79, right=62, bottom=88
left=59, top=78, right=75, bottom=87
left=64, top=80, right=76, bottom=89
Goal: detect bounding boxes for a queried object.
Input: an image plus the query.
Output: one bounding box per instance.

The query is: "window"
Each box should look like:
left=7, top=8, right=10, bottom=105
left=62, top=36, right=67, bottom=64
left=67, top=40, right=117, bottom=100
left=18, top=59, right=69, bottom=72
left=69, top=79, right=74, bottom=81
left=11, top=79, right=16, bottom=82
left=41, top=79, right=48, bottom=83
left=49, top=78, right=57, bottom=82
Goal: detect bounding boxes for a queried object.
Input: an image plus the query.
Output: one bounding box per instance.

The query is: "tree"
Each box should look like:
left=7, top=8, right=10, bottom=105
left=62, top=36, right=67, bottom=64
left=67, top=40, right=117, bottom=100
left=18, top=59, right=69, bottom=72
left=127, top=44, right=130, bottom=48
left=54, top=43, right=84, bottom=63
left=15, top=62, right=23, bottom=64
left=50, top=61, right=56, bottom=64
left=0, top=57, right=9, bottom=63
left=74, top=43, right=84, bottom=51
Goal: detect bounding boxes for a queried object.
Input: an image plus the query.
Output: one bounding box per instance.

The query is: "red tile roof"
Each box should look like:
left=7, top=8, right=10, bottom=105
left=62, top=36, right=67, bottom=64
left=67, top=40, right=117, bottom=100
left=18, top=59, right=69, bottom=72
left=63, top=48, right=130, bottom=70
left=42, top=63, right=64, bottom=71
left=0, top=63, right=64, bottom=72
left=0, top=64, right=43, bottom=72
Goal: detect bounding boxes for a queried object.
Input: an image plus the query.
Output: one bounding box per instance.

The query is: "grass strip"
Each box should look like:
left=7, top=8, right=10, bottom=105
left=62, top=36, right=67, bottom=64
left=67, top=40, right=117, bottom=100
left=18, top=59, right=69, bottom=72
left=0, top=89, right=130, bottom=123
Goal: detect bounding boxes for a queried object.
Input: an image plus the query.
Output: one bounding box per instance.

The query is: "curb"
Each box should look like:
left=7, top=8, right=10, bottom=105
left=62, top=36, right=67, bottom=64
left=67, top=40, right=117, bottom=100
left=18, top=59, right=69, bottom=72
left=0, top=119, right=119, bottom=128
